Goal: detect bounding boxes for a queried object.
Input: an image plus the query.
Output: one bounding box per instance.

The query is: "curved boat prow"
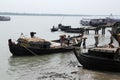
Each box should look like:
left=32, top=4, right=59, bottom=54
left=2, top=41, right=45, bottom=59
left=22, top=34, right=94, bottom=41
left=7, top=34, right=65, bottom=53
left=8, top=39, right=13, bottom=45
left=73, top=47, right=81, bottom=61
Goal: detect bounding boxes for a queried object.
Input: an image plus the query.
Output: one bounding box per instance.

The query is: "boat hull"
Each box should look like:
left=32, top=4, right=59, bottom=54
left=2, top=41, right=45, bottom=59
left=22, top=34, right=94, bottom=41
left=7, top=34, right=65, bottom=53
left=74, top=48, right=120, bottom=72
left=51, top=35, right=82, bottom=43
left=8, top=41, right=75, bottom=56
left=51, top=28, right=58, bottom=32
left=0, top=16, right=10, bottom=21
left=64, top=29, right=84, bottom=33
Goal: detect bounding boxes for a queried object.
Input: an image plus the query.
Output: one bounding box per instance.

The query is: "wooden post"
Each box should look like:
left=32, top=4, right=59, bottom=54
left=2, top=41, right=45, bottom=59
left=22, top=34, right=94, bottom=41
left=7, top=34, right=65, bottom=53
left=109, top=35, right=113, bottom=44
left=102, top=27, right=105, bottom=35
left=95, top=27, right=99, bottom=35
left=82, top=37, right=87, bottom=49
left=85, top=29, right=89, bottom=34
left=94, top=35, right=99, bottom=47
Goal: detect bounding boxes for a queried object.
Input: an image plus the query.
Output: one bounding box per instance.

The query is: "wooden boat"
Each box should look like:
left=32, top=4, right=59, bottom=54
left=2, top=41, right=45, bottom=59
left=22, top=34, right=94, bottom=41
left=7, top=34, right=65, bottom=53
left=50, top=26, right=58, bottom=32
left=52, top=34, right=83, bottom=43
left=63, top=28, right=85, bottom=33
left=57, top=23, right=84, bottom=33
left=73, top=22, right=120, bottom=72
left=74, top=47, right=120, bottom=72
left=58, top=24, right=71, bottom=31
left=80, top=15, right=119, bottom=27
left=80, top=18, right=107, bottom=27
left=80, top=19, right=90, bottom=26
left=0, top=16, right=10, bottom=21
left=8, top=32, right=82, bottom=56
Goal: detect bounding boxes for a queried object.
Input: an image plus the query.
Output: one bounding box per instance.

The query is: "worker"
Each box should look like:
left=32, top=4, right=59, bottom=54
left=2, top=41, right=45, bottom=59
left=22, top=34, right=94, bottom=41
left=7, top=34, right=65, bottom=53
left=60, top=34, right=66, bottom=46
left=30, top=32, right=36, bottom=38
left=94, top=34, right=99, bottom=47
left=67, top=35, right=70, bottom=46
left=82, top=37, right=87, bottom=49
left=109, top=35, right=114, bottom=48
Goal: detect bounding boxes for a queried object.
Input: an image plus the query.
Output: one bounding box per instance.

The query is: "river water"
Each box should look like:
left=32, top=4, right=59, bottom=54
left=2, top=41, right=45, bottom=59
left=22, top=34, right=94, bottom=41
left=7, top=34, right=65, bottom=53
left=0, top=15, right=120, bottom=80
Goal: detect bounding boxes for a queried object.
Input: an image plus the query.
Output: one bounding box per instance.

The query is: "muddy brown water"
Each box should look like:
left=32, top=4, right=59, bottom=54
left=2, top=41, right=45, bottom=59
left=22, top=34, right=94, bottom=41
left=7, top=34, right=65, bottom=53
left=0, top=15, right=120, bottom=80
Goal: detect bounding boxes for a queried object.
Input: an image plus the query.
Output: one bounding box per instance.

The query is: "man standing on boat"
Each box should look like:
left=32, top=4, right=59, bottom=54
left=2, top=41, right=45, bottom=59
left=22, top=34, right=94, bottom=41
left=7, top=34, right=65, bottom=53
left=67, top=35, right=70, bottom=46
left=82, top=37, right=87, bottom=49
left=60, top=34, right=66, bottom=46
left=30, top=32, right=36, bottom=38
left=94, top=34, right=99, bottom=47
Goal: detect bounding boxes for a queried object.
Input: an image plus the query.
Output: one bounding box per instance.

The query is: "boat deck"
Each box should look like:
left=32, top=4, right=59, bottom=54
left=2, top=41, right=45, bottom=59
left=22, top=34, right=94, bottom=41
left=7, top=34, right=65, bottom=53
left=89, top=47, right=117, bottom=53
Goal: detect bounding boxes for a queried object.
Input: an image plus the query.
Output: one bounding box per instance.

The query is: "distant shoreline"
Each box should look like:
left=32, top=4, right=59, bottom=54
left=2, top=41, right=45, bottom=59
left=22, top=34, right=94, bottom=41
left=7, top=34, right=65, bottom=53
left=0, top=12, right=115, bottom=16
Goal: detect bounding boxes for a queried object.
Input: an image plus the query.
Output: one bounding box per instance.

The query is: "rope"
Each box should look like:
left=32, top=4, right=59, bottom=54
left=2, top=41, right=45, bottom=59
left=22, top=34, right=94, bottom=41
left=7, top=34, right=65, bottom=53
left=21, top=44, right=38, bottom=56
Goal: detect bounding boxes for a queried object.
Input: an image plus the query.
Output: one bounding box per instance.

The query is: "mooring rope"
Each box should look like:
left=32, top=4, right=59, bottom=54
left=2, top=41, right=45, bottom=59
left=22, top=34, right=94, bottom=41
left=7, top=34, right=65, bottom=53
left=21, top=44, right=38, bottom=56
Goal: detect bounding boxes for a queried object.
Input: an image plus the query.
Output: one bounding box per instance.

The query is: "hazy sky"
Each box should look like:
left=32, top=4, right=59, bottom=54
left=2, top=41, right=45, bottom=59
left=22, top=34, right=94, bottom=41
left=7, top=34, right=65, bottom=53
left=0, top=0, right=120, bottom=15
